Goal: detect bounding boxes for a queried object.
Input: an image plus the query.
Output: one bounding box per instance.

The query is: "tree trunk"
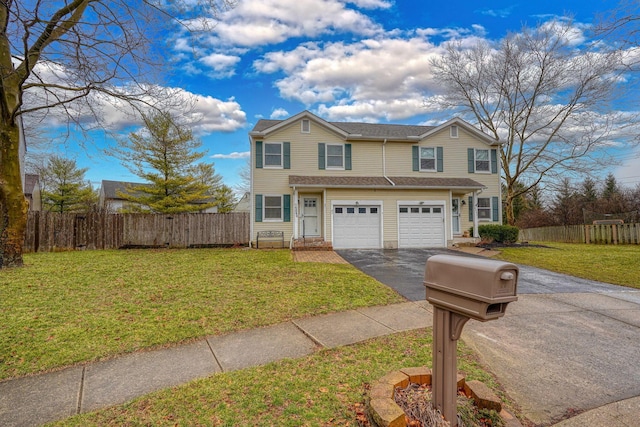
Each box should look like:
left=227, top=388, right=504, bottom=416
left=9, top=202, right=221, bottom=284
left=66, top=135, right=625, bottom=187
left=0, top=121, right=27, bottom=268
left=504, top=192, right=516, bottom=226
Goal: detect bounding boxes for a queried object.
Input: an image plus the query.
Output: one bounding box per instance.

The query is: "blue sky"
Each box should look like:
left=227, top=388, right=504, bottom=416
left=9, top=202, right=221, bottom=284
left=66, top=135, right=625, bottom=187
left=43, top=0, right=639, bottom=192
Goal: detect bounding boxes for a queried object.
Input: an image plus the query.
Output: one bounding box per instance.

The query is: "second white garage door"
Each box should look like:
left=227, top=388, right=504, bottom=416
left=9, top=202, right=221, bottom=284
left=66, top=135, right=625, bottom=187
left=398, top=205, right=445, bottom=248
left=332, top=205, right=381, bottom=249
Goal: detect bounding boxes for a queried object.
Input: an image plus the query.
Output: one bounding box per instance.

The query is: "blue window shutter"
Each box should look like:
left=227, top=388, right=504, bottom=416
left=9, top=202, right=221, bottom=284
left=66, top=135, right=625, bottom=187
left=255, top=194, right=263, bottom=222
left=469, top=196, right=474, bottom=221
left=491, top=149, right=498, bottom=174
left=283, top=195, right=291, bottom=222
left=255, top=141, right=263, bottom=169
left=318, top=143, right=325, bottom=170
left=345, top=144, right=352, bottom=170
left=437, top=147, right=444, bottom=172
left=412, top=146, right=419, bottom=171
left=283, top=142, right=291, bottom=169
left=492, top=196, right=499, bottom=221
left=468, top=148, right=475, bottom=173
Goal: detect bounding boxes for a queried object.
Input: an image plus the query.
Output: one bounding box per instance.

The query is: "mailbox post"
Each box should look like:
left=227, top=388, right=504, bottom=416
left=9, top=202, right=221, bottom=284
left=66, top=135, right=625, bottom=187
left=424, top=255, right=519, bottom=427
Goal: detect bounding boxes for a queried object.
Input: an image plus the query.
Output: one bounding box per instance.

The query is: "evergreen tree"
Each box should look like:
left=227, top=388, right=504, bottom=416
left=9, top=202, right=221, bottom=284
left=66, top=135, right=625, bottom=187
left=602, top=173, right=620, bottom=200
left=580, top=177, right=599, bottom=205
left=112, top=112, right=221, bottom=213
left=213, top=185, right=236, bottom=213
left=40, top=156, right=98, bottom=213
left=552, top=178, right=582, bottom=225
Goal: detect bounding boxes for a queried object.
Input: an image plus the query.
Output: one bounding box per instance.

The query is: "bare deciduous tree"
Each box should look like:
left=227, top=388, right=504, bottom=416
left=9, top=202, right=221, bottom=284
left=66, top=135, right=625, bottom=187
left=0, top=0, right=233, bottom=267
left=430, top=19, right=634, bottom=225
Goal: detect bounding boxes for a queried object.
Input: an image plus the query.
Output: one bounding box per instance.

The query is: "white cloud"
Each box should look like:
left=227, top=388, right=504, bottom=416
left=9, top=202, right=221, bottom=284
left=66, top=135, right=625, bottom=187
left=254, top=35, right=445, bottom=110
left=211, top=151, right=250, bottom=159
left=347, top=0, right=393, bottom=9
left=615, top=149, right=640, bottom=187
left=22, top=62, right=247, bottom=134
left=270, top=108, right=290, bottom=119
left=199, top=53, right=241, bottom=78
left=477, top=6, right=515, bottom=18
left=192, top=0, right=385, bottom=48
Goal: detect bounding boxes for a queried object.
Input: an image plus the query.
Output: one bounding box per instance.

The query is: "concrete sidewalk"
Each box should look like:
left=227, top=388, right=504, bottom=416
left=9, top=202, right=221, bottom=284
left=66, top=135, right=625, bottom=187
left=0, top=301, right=433, bottom=427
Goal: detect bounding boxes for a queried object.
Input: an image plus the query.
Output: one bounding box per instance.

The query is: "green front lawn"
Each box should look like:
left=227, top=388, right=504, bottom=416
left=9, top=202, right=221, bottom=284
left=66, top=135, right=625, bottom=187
left=495, top=243, right=640, bottom=289
left=0, top=249, right=404, bottom=380
left=47, top=330, right=502, bottom=427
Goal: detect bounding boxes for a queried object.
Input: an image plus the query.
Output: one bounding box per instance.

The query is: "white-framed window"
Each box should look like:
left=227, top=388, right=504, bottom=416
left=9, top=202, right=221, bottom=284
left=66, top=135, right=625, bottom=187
left=420, top=147, right=436, bottom=171
left=264, top=195, right=283, bottom=221
left=264, top=142, right=283, bottom=168
left=477, top=197, right=492, bottom=220
left=301, top=119, right=310, bottom=133
left=475, top=149, right=490, bottom=173
left=326, top=144, right=344, bottom=169
left=450, top=125, right=458, bottom=138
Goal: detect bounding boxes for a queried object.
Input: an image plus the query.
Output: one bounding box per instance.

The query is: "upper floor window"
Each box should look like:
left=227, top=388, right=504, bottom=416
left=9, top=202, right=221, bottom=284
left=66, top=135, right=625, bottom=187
left=264, top=142, right=282, bottom=167
left=301, top=119, right=310, bottom=133
left=326, top=144, right=344, bottom=169
left=420, top=147, right=436, bottom=171
left=318, top=143, right=351, bottom=170
left=450, top=125, right=458, bottom=138
left=475, top=149, right=490, bottom=172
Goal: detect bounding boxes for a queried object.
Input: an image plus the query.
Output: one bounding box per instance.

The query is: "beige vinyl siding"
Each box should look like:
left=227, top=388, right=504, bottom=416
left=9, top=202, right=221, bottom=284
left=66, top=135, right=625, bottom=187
left=251, top=118, right=503, bottom=245
left=384, top=126, right=496, bottom=179
left=257, top=120, right=384, bottom=177
left=324, top=188, right=451, bottom=248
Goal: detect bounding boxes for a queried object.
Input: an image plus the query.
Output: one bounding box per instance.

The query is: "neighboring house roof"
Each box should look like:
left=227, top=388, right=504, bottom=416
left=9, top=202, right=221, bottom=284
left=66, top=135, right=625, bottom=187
left=101, top=180, right=149, bottom=200
left=289, top=175, right=485, bottom=190
left=100, top=179, right=217, bottom=204
left=23, top=174, right=40, bottom=196
left=250, top=110, right=500, bottom=145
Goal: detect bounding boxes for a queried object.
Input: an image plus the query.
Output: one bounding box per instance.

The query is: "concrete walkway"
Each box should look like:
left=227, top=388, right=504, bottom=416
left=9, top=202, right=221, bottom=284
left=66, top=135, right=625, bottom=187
left=0, top=301, right=433, bottom=427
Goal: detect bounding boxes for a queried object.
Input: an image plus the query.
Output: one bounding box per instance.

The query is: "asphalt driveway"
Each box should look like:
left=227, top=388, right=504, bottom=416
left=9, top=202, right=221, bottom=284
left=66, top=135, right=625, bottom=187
left=337, top=248, right=640, bottom=426
left=337, top=248, right=625, bottom=300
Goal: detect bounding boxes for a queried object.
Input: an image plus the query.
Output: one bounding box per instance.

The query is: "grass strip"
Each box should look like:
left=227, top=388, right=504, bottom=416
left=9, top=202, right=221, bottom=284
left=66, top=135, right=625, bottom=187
left=0, top=249, right=404, bottom=380
left=495, top=243, right=640, bottom=289
left=47, top=329, right=503, bottom=427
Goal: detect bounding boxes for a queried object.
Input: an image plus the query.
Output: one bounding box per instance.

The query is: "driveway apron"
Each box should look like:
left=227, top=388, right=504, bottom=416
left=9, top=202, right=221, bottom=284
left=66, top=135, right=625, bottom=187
left=337, top=248, right=640, bottom=426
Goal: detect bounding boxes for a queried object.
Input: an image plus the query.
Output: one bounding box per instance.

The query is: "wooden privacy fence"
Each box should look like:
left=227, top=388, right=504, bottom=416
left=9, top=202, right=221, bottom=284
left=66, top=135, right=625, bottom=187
left=519, top=223, right=640, bottom=245
left=23, top=211, right=250, bottom=253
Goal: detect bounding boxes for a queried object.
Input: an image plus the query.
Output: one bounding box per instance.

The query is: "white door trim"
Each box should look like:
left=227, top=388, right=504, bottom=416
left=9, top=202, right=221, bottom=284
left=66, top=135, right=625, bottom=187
left=300, top=196, right=320, bottom=237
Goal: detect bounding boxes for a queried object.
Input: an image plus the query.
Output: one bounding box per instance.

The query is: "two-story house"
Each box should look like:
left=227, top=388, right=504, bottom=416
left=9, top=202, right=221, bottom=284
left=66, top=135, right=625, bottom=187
left=249, top=111, right=502, bottom=249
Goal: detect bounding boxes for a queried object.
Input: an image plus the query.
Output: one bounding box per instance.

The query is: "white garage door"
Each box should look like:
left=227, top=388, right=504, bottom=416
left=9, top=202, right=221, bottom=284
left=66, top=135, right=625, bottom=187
left=332, top=205, right=381, bottom=249
left=398, top=205, right=445, bottom=248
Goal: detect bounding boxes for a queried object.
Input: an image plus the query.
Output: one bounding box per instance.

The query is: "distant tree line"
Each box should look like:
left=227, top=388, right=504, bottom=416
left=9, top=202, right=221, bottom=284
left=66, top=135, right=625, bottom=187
left=513, top=173, right=640, bottom=228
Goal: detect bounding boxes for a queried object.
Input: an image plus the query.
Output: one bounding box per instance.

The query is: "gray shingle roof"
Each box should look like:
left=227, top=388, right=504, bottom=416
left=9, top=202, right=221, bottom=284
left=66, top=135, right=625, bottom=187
left=289, top=175, right=484, bottom=189
left=252, top=119, right=433, bottom=139
left=101, top=180, right=217, bottom=203
left=100, top=180, right=150, bottom=199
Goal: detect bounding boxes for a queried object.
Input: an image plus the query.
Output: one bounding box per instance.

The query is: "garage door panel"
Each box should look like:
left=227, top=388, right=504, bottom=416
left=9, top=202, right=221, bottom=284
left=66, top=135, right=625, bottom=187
left=333, top=205, right=381, bottom=249
left=399, top=205, right=445, bottom=248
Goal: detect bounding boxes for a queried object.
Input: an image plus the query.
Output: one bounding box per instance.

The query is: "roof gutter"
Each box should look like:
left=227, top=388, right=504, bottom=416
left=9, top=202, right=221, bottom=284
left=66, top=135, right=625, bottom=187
left=288, top=183, right=485, bottom=191
left=382, top=138, right=395, bottom=186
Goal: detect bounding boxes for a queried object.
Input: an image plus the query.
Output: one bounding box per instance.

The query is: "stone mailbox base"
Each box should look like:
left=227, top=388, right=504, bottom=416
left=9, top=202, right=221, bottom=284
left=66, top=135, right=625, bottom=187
left=366, top=367, right=522, bottom=427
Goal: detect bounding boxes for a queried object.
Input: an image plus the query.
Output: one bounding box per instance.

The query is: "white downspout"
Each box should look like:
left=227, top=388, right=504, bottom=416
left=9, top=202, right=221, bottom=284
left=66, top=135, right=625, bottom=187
left=382, top=138, right=395, bottom=186
left=249, top=136, right=254, bottom=248
left=293, top=186, right=298, bottom=240
left=473, top=190, right=480, bottom=238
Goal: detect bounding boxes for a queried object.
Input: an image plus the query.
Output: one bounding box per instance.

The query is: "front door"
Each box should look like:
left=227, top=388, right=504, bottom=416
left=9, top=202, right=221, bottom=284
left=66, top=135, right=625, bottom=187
left=301, top=197, right=319, bottom=237
left=452, top=198, right=460, bottom=235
